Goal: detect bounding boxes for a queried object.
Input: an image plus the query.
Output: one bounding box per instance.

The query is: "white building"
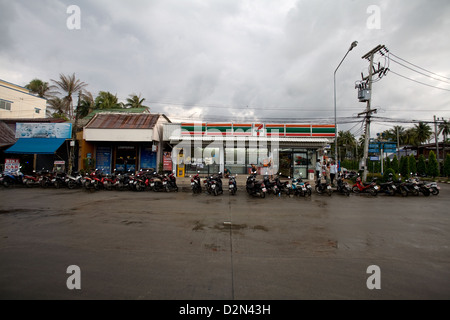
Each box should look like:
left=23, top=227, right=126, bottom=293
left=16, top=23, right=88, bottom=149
left=0, top=79, right=47, bottom=119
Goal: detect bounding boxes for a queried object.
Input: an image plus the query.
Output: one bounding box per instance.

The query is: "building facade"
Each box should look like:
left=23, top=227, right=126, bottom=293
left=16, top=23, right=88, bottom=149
left=164, top=122, right=335, bottom=179
left=80, top=113, right=170, bottom=173
left=0, top=79, right=47, bottom=119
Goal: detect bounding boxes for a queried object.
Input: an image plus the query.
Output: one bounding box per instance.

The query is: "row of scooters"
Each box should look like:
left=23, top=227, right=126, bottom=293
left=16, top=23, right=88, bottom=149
left=0, top=169, right=179, bottom=192
left=190, top=171, right=440, bottom=197
left=1, top=169, right=441, bottom=197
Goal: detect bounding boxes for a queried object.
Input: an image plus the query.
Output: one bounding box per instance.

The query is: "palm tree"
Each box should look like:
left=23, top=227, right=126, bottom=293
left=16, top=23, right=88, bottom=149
left=438, top=119, right=450, bottom=143
left=337, top=130, right=356, bottom=159
left=47, top=97, right=69, bottom=119
left=51, top=73, right=87, bottom=119
left=390, top=125, right=406, bottom=145
left=413, top=122, right=433, bottom=146
left=95, top=91, right=121, bottom=109
left=125, top=93, right=147, bottom=109
left=76, top=91, right=95, bottom=119
left=25, top=78, right=57, bottom=98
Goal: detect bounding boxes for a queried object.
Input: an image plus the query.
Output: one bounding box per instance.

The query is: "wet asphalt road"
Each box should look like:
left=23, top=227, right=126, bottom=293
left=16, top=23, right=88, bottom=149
left=0, top=184, right=449, bottom=300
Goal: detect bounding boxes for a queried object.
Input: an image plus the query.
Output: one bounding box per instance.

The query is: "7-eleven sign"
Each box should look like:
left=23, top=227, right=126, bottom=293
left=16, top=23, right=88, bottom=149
left=253, top=124, right=265, bottom=137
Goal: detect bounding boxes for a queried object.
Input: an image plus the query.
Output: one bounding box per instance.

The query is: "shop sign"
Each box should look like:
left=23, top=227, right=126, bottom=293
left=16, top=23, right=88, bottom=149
left=4, top=159, right=20, bottom=173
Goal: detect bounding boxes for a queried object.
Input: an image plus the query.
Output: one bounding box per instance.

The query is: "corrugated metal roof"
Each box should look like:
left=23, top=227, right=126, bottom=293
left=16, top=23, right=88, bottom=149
left=86, top=113, right=161, bottom=129
left=0, top=121, right=17, bottom=147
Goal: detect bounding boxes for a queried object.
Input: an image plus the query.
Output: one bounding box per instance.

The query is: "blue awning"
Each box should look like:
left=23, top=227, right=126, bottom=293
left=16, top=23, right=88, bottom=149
left=4, top=138, right=66, bottom=154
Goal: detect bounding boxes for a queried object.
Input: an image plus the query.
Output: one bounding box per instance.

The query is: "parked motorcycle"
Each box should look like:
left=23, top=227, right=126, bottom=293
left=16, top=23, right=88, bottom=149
left=335, top=173, right=351, bottom=196
left=263, top=176, right=279, bottom=195
left=210, top=172, right=224, bottom=196
left=23, top=170, right=42, bottom=188
left=246, top=173, right=267, bottom=198
left=427, top=181, right=440, bottom=195
left=190, top=172, right=202, bottom=194
left=274, top=174, right=291, bottom=196
left=150, top=172, right=165, bottom=192
left=65, top=171, right=84, bottom=189
left=376, top=174, right=396, bottom=196
left=352, top=175, right=378, bottom=196
left=392, top=176, right=409, bottom=197
left=315, top=174, right=332, bottom=196
left=228, top=175, right=237, bottom=195
left=164, top=172, right=178, bottom=192
left=1, top=169, right=25, bottom=188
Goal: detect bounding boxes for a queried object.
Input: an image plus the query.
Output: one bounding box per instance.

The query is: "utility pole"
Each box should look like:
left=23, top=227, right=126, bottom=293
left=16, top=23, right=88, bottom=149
left=68, top=92, right=81, bottom=175
left=434, top=115, right=440, bottom=175
left=360, top=45, right=386, bottom=182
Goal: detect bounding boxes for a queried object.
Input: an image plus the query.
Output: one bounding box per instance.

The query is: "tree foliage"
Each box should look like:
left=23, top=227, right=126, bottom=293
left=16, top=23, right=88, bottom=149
left=417, top=155, right=427, bottom=176
left=427, top=151, right=439, bottom=177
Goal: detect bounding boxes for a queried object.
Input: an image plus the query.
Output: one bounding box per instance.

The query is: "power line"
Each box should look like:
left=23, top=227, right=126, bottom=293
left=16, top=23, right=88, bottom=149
left=389, top=70, right=450, bottom=92
left=388, top=56, right=450, bottom=85
left=389, top=51, right=450, bottom=81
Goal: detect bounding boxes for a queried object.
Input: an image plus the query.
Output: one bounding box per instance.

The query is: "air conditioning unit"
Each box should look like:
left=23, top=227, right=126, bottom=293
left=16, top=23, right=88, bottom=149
left=358, top=89, right=371, bottom=102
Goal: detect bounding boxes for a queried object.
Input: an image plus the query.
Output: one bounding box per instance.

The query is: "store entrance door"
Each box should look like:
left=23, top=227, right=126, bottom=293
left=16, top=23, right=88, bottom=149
left=115, top=146, right=137, bottom=173
left=279, top=151, right=292, bottom=177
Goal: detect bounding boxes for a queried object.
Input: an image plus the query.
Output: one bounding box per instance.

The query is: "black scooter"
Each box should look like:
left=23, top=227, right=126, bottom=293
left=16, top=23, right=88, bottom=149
left=246, top=173, right=267, bottom=198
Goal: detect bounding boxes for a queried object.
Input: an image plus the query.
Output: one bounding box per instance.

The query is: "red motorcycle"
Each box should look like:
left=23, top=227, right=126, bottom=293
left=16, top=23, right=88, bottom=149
left=352, top=176, right=378, bottom=196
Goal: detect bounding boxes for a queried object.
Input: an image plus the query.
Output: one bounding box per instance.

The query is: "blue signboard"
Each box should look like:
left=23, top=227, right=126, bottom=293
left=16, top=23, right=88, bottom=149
left=140, top=146, right=157, bottom=170
left=16, top=123, right=72, bottom=139
left=96, top=146, right=112, bottom=173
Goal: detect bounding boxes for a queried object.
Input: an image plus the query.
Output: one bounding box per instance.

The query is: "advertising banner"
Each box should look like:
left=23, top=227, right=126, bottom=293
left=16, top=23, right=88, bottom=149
left=163, top=152, right=172, bottom=171
left=4, top=159, right=20, bottom=173
left=15, top=123, right=72, bottom=139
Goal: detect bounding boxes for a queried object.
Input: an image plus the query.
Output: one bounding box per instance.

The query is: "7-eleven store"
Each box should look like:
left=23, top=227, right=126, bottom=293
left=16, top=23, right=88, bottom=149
left=163, top=122, right=335, bottom=179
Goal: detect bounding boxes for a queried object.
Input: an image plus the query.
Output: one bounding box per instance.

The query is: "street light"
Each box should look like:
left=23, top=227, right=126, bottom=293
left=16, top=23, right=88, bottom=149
left=334, top=41, right=358, bottom=168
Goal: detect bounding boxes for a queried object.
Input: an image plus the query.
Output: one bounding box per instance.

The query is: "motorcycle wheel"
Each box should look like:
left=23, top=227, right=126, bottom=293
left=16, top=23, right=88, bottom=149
left=352, top=186, right=360, bottom=193
left=421, top=188, right=430, bottom=197
left=369, top=188, right=377, bottom=196
left=3, top=179, right=10, bottom=188
left=231, top=188, right=236, bottom=195
left=327, top=189, right=332, bottom=196
left=411, top=189, right=419, bottom=196
left=54, top=180, right=61, bottom=189
left=315, top=186, right=322, bottom=194
left=25, top=179, right=34, bottom=188
left=260, top=191, right=266, bottom=198
left=345, top=189, right=350, bottom=196
left=431, top=188, right=439, bottom=196
left=214, top=188, right=218, bottom=196
left=401, top=189, right=408, bottom=197
left=67, top=180, right=77, bottom=189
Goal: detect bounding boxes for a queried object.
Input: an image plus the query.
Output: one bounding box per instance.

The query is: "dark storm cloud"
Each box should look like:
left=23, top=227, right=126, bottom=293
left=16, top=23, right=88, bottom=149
left=1, top=0, right=449, bottom=134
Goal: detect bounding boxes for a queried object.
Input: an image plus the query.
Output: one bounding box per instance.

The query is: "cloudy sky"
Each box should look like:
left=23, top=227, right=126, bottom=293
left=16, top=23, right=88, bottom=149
left=1, top=0, right=450, bottom=138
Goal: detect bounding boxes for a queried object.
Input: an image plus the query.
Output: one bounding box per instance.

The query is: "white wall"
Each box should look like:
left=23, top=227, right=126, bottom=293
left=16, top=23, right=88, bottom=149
left=84, top=128, right=154, bottom=141
left=0, top=81, right=47, bottom=119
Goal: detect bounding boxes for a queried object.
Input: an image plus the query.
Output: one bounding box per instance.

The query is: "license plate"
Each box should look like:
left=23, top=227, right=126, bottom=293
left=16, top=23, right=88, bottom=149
left=374, top=186, right=379, bottom=190
left=150, top=183, right=155, bottom=187
left=191, top=182, right=195, bottom=185
left=392, top=186, right=397, bottom=189
left=327, top=186, right=331, bottom=189
left=212, top=185, right=216, bottom=189
left=286, top=184, right=291, bottom=188
left=163, top=181, right=167, bottom=185
left=51, top=179, right=56, bottom=182
left=414, top=186, right=419, bottom=189
left=229, top=185, right=234, bottom=189
left=262, top=188, right=267, bottom=192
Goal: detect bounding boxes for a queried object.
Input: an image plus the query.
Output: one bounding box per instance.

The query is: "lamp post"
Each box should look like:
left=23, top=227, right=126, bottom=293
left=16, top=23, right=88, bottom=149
left=334, top=41, right=358, bottom=168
